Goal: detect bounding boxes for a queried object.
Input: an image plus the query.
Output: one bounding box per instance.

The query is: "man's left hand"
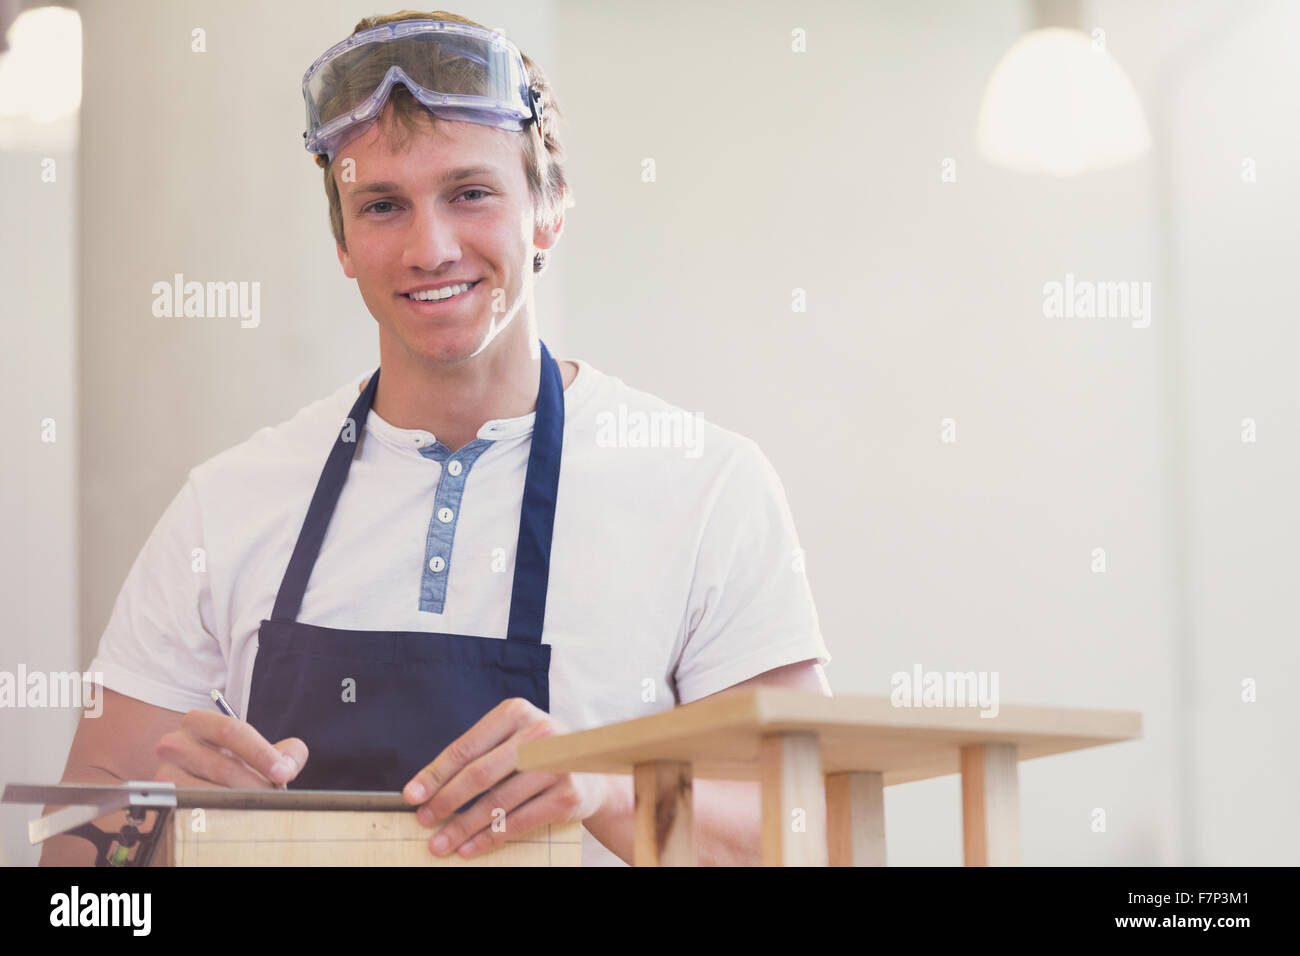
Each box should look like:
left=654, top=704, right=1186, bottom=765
left=402, top=698, right=610, bottom=859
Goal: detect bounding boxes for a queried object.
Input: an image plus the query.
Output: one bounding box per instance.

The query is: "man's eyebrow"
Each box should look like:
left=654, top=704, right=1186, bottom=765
left=349, top=167, right=502, bottom=196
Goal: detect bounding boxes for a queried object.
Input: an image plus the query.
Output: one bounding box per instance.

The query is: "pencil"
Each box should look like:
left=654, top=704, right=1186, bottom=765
left=209, top=688, right=288, bottom=790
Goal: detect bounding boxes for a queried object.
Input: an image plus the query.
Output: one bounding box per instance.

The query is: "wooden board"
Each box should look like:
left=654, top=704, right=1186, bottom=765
left=517, top=687, right=1142, bottom=786
left=159, top=810, right=582, bottom=866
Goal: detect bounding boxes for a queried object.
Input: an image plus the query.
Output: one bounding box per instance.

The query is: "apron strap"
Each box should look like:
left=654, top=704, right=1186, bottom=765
left=507, top=341, right=564, bottom=644
left=271, top=371, right=380, bottom=622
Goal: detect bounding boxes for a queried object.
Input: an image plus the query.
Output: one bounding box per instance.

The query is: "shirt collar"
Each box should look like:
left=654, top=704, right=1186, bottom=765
left=350, top=358, right=589, bottom=455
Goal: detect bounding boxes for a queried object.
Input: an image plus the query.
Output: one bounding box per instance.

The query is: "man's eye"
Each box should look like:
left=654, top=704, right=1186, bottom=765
left=363, top=200, right=396, bottom=214
left=457, top=189, right=489, bottom=202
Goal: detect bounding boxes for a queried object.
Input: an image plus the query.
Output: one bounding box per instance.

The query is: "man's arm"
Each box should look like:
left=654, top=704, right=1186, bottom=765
left=38, top=688, right=183, bottom=866
left=584, top=658, right=830, bottom=865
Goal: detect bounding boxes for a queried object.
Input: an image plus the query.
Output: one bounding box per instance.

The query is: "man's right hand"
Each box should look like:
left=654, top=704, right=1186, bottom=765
left=155, top=709, right=308, bottom=788
left=40, top=689, right=310, bottom=865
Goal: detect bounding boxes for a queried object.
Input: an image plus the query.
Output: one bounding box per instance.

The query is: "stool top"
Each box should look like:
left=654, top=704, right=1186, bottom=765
left=518, top=688, right=1142, bottom=785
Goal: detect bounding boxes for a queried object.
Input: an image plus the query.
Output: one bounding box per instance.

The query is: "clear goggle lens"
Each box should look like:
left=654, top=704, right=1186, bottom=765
left=303, top=21, right=538, bottom=160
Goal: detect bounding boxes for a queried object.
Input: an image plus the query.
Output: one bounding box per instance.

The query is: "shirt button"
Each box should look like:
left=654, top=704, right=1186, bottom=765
left=428, top=555, right=446, bottom=573
left=437, top=507, right=454, bottom=523
left=447, top=460, right=463, bottom=477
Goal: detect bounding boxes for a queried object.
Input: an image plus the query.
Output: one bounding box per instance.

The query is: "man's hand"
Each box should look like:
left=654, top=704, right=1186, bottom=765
left=402, top=698, right=609, bottom=859
left=155, top=709, right=308, bottom=788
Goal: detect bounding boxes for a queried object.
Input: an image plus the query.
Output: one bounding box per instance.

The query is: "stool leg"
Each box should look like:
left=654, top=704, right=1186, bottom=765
left=960, top=743, right=1021, bottom=866
left=759, top=733, right=828, bottom=866
left=826, top=771, right=886, bottom=866
left=633, top=761, right=696, bottom=866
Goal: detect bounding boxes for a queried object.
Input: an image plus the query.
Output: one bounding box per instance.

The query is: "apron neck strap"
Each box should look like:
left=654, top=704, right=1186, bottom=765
left=507, top=341, right=564, bottom=643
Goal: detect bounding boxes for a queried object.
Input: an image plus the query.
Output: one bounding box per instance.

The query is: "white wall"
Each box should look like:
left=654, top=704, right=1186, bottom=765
left=1163, top=0, right=1300, bottom=866
left=0, top=137, right=78, bottom=866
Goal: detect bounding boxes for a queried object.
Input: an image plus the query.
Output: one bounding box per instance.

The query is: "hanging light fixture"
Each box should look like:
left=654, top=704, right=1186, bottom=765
left=976, top=0, right=1150, bottom=176
left=0, top=5, right=82, bottom=124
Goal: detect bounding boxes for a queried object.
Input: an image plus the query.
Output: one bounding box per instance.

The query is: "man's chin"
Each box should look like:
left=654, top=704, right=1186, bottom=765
left=381, top=305, right=520, bottom=368
left=402, top=326, right=497, bottom=368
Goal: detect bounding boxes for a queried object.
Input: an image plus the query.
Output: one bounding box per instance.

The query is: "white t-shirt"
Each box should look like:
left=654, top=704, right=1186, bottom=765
left=90, top=356, right=831, bottom=866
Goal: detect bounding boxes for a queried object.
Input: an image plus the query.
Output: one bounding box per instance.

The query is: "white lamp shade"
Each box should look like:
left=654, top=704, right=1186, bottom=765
left=0, top=6, right=82, bottom=123
left=976, top=27, right=1150, bottom=176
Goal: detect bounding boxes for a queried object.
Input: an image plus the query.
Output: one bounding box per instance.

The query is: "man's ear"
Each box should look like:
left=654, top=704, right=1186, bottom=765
left=336, top=240, right=357, bottom=279
left=532, top=188, right=565, bottom=252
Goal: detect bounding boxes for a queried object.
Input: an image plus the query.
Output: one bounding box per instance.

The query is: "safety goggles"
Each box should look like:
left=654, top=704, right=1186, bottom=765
left=302, top=19, right=542, bottom=162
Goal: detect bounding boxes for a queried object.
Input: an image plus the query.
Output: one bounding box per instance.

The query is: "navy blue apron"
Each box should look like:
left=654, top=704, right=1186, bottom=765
left=246, top=341, right=563, bottom=794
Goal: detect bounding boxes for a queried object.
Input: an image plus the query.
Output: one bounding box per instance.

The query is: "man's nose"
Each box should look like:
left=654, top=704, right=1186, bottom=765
left=402, top=203, right=461, bottom=272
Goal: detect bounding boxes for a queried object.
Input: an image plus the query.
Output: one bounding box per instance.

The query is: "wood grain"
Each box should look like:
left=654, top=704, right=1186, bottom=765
left=632, top=761, right=695, bottom=866
left=826, top=771, right=886, bottom=866
left=960, top=743, right=1021, bottom=866
left=759, top=733, right=827, bottom=866
left=162, top=809, right=582, bottom=866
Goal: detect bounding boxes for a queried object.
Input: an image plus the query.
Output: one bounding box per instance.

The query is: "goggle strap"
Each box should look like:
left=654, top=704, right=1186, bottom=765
left=529, top=86, right=545, bottom=138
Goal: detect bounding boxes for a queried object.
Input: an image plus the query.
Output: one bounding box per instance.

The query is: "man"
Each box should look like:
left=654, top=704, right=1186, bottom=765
left=42, top=10, right=830, bottom=867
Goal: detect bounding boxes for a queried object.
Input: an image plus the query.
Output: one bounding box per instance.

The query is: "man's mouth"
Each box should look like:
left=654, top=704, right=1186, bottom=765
left=401, top=281, right=479, bottom=303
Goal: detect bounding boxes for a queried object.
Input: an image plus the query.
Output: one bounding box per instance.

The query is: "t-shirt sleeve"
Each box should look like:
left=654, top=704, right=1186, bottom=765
left=88, top=475, right=226, bottom=714
left=672, top=438, right=831, bottom=704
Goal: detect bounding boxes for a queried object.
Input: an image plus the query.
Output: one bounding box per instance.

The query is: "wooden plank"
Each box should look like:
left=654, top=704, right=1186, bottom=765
left=759, top=734, right=827, bottom=866
left=153, top=810, right=175, bottom=868
left=163, top=809, right=581, bottom=866
left=826, top=771, right=885, bottom=866
left=518, top=688, right=1141, bottom=786
left=632, top=761, right=696, bottom=866
left=961, top=743, right=1021, bottom=866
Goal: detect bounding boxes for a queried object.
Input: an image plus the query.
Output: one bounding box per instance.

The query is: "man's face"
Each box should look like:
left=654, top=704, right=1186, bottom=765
left=334, top=109, right=560, bottom=367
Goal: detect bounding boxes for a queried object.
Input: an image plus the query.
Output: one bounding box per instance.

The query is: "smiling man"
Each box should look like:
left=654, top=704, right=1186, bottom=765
left=44, top=10, right=831, bottom=868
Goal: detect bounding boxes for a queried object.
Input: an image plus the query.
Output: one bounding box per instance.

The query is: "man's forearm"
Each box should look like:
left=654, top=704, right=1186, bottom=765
left=39, top=765, right=130, bottom=866
left=585, top=773, right=762, bottom=866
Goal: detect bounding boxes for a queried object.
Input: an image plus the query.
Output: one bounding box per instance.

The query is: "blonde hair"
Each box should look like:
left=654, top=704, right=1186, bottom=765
left=313, top=10, right=568, bottom=273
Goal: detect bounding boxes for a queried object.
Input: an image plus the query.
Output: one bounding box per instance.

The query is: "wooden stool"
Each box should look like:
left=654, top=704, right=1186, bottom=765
left=517, top=687, right=1141, bottom=866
